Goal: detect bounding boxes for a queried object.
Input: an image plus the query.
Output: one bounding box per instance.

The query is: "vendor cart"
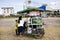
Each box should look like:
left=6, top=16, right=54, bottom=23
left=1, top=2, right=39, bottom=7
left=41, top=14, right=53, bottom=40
left=17, top=8, right=45, bottom=38
left=24, top=16, right=45, bottom=38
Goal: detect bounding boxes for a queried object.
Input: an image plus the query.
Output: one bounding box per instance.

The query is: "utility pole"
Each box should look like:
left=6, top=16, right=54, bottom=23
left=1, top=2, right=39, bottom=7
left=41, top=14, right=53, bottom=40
left=23, top=0, right=31, bottom=9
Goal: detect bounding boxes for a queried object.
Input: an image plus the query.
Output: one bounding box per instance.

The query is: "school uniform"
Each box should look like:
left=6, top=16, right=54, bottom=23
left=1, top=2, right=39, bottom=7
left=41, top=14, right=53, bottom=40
left=18, top=20, right=24, bottom=34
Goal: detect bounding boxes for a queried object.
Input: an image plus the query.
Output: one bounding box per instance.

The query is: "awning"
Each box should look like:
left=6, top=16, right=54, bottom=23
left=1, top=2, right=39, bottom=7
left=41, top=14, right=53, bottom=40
left=17, top=8, right=51, bottom=14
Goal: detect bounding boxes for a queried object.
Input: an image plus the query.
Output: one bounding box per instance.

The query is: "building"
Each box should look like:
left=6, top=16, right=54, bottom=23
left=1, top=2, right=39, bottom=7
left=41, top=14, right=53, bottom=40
left=1, top=7, right=14, bottom=16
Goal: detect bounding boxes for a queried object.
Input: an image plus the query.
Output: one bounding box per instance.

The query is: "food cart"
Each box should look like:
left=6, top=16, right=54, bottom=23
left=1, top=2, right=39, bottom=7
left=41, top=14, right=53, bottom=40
left=17, top=8, right=45, bottom=38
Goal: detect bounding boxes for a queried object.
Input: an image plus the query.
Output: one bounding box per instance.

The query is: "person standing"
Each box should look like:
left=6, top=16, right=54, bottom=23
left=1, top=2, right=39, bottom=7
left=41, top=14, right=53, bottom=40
left=14, top=20, right=18, bottom=35
left=18, top=16, right=24, bottom=36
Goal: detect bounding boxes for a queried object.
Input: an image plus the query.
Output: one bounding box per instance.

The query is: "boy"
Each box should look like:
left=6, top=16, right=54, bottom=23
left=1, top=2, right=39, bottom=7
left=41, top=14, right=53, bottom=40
left=15, top=20, right=18, bottom=35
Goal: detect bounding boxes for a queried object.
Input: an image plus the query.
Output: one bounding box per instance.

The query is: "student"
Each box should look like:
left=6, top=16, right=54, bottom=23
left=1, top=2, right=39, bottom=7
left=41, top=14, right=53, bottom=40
left=18, top=16, right=24, bottom=36
left=15, top=20, right=18, bottom=35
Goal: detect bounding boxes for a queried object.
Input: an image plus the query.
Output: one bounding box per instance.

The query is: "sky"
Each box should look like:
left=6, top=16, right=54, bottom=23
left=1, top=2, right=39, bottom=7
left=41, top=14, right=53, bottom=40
left=0, top=0, right=60, bottom=14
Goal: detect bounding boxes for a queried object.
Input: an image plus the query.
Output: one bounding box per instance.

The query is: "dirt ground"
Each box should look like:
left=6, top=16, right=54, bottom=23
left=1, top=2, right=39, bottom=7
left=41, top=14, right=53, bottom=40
left=0, top=25, right=60, bottom=40
left=0, top=18, right=60, bottom=40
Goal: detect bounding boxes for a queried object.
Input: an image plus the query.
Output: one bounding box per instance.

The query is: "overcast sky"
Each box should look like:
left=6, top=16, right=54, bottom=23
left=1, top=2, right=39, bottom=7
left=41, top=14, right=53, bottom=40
left=0, top=0, right=60, bottom=14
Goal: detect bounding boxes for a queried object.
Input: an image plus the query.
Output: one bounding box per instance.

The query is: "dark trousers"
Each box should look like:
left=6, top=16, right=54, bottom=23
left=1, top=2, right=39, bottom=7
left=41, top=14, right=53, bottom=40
left=18, top=27, right=23, bottom=35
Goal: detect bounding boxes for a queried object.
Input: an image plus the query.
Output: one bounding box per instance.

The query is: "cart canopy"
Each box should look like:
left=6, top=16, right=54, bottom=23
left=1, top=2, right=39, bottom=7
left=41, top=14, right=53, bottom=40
left=17, top=8, right=51, bottom=14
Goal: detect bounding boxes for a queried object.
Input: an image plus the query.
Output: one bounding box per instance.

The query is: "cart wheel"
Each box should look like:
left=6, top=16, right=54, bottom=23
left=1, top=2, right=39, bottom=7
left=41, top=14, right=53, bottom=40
left=34, top=32, right=45, bottom=39
left=35, top=33, right=43, bottom=39
left=40, top=29, right=45, bottom=37
left=34, top=29, right=45, bottom=39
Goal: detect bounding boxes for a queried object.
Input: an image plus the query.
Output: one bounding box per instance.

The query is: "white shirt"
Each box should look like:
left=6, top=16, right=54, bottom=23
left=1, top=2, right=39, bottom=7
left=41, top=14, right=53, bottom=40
left=18, top=20, right=24, bottom=27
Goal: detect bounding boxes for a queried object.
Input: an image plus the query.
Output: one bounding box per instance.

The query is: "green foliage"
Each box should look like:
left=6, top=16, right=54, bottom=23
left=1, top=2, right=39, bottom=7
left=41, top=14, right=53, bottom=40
left=10, top=14, right=20, bottom=17
left=32, top=17, right=42, bottom=24
left=47, top=10, right=60, bottom=17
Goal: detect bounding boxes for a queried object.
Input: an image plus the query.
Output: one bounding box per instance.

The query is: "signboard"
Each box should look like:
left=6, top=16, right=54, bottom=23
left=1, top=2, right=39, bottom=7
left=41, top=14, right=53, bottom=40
left=28, top=11, right=40, bottom=16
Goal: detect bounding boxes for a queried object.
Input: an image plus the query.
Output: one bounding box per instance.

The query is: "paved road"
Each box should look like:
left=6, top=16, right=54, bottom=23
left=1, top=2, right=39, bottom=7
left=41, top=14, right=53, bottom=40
left=43, top=18, right=60, bottom=26
left=0, top=18, right=18, bottom=27
left=0, top=18, right=60, bottom=26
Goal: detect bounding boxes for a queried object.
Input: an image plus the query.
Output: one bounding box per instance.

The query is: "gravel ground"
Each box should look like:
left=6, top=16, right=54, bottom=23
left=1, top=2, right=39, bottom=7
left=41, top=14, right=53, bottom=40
left=0, top=25, right=60, bottom=40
